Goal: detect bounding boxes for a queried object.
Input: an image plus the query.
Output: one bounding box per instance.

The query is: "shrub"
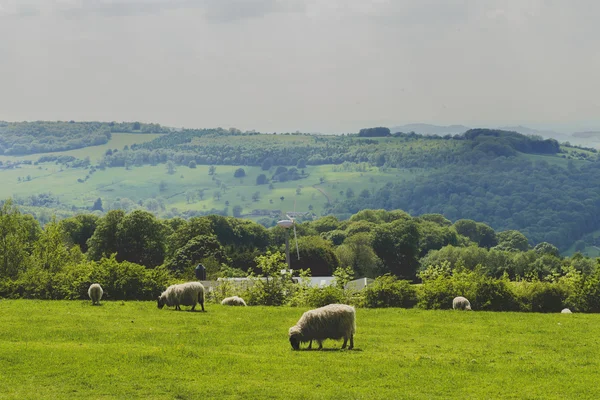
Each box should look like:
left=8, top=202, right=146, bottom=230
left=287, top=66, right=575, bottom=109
left=470, top=276, right=519, bottom=311
left=512, top=280, right=566, bottom=313
left=92, top=256, right=171, bottom=301
left=244, top=251, right=293, bottom=306
left=418, top=262, right=519, bottom=311
left=304, top=285, right=345, bottom=308
left=363, top=274, right=417, bottom=308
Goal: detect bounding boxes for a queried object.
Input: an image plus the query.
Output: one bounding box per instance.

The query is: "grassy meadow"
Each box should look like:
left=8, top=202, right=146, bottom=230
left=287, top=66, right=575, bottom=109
left=0, top=132, right=414, bottom=218
left=1, top=300, right=599, bottom=399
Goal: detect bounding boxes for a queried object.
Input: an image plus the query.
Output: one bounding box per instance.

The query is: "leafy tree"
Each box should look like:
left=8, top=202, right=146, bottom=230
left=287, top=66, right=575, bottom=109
left=188, top=160, right=197, bottom=169
left=208, top=165, right=216, bottom=175
left=166, top=161, right=176, bottom=175
left=33, top=217, right=71, bottom=272
left=534, top=242, right=560, bottom=257
left=232, top=205, right=243, bottom=218
left=166, top=217, right=213, bottom=258
left=495, top=230, right=530, bottom=252
left=115, top=210, right=167, bottom=268
left=0, top=200, right=38, bottom=278
left=256, top=174, right=268, bottom=185
left=358, top=127, right=391, bottom=137
left=335, top=232, right=381, bottom=278
left=289, top=235, right=340, bottom=276
left=59, top=214, right=99, bottom=253
left=166, top=234, right=229, bottom=273
left=87, top=210, right=126, bottom=261
left=252, top=192, right=260, bottom=202
left=261, top=158, right=273, bottom=171
left=234, top=168, right=246, bottom=178
left=92, top=197, right=103, bottom=212
left=296, top=159, right=306, bottom=169
left=371, top=219, right=420, bottom=280
left=453, top=219, right=498, bottom=248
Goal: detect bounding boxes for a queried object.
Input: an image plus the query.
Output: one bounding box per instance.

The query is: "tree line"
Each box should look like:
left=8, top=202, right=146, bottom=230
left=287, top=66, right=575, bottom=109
left=0, top=121, right=169, bottom=155
left=1, top=200, right=598, bottom=307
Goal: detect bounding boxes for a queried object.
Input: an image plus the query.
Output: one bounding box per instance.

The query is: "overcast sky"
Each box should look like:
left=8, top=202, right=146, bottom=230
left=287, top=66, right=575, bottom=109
left=0, top=0, right=599, bottom=133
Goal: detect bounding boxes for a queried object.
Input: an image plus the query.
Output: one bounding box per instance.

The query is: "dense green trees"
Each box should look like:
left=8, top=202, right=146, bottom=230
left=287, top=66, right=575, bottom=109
left=2, top=202, right=600, bottom=310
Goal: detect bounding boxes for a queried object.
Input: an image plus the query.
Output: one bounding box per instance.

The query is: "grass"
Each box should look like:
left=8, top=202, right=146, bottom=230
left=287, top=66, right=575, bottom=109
left=1, top=301, right=600, bottom=399
left=0, top=159, right=410, bottom=219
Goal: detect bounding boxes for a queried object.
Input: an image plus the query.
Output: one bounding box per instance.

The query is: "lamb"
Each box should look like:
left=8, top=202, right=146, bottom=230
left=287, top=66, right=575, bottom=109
left=452, top=296, right=472, bottom=311
left=561, top=308, right=572, bottom=314
left=289, top=304, right=356, bottom=350
left=221, top=296, right=247, bottom=306
left=157, top=282, right=205, bottom=311
left=88, top=283, right=103, bottom=305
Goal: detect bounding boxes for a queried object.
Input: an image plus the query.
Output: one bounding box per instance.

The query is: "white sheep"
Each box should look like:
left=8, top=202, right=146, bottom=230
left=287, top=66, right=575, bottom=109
left=88, top=283, right=103, bottom=305
left=157, top=282, right=205, bottom=311
left=561, top=308, right=572, bottom=314
left=289, top=304, right=356, bottom=350
left=221, top=296, right=247, bottom=306
left=452, top=296, right=472, bottom=311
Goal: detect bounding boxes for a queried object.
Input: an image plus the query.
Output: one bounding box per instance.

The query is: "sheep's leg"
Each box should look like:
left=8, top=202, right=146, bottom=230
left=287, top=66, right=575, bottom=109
left=317, top=341, right=323, bottom=350
left=348, top=334, right=354, bottom=350
left=342, top=337, right=348, bottom=349
left=191, top=304, right=196, bottom=311
left=200, top=302, right=205, bottom=312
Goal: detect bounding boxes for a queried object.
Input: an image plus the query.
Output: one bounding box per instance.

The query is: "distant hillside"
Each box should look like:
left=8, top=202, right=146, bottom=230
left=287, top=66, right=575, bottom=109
left=2, top=123, right=600, bottom=255
left=389, top=124, right=470, bottom=135
left=572, top=131, right=600, bottom=140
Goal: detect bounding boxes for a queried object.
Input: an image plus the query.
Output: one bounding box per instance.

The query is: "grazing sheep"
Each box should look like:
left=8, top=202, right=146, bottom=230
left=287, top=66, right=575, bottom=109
left=289, top=304, right=356, bottom=350
left=561, top=308, right=572, bottom=314
left=452, top=296, right=472, bottom=311
left=88, top=283, right=103, bottom=305
left=221, top=296, right=247, bottom=306
left=157, top=282, right=205, bottom=311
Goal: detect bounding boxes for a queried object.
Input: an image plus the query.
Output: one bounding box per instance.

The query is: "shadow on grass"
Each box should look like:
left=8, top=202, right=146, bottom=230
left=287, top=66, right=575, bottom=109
left=295, top=348, right=362, bottom=352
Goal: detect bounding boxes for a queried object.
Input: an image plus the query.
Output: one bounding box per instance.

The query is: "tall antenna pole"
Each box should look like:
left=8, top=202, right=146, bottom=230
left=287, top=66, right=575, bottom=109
left=285, top=229, right=291, bottom=270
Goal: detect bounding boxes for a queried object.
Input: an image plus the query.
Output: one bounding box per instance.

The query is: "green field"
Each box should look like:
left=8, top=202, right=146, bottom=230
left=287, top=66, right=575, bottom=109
left=1, top=301, right=599, bottom=399
left=0, top=151, right=411, bottom=219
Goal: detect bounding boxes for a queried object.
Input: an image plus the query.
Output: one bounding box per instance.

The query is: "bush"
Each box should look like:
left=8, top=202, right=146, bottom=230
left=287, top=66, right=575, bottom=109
left=304, top=286, right=345, bottom=308
left=470, top=276, right=519, bottom=311
left=92, top=256, right=171, bottom=301
left=363, top=274, right=417, bottom=308
left=244, top=251, right=293, bottom=306
left=512, top=280, right=566, bottom=313
left=418, top=262, right=519, bottom=311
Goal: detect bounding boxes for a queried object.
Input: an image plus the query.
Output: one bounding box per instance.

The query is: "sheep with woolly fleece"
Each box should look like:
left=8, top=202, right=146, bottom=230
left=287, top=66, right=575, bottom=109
left=452, top=296, right=472, bottom=311
left=88, top=283, right=103, bottom=305
left=221, top=296, right=247, bottom=306
left=289, top=304, right=355, bottom=350
left=157, top=282, right=205, bottom=311
left=561, top=308, right=572, bottom=314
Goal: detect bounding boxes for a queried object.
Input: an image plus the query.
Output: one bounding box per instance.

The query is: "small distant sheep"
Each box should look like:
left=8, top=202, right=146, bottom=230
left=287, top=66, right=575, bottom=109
left=561, top=308, right=572, bottom=314
left=157, top=282, right=205, bottom=311
left=88, top=283, right=103, bottom=305
left=452, top=296, right=472, bottom=311
left=221, top=296, right=247, bottom=306
left=289, top=304, right=356, bottom=350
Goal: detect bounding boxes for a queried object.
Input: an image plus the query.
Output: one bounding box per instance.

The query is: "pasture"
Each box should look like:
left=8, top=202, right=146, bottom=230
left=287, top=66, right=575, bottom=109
left=1, top=301, right=599, bottom=399
left=0, top=153, right=411, bottom=219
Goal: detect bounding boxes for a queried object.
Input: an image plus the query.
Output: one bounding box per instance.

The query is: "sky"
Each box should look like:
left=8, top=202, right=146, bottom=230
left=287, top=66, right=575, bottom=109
left=0, top=0, right=599, bottom=133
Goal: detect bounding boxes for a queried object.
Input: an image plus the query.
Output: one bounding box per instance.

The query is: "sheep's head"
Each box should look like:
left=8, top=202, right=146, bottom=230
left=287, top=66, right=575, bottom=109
left=289, top=326, right=302, bottom=350
left=466, top=305, right=472, bottom=311
left=157, top=295, right=166, bottom=309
